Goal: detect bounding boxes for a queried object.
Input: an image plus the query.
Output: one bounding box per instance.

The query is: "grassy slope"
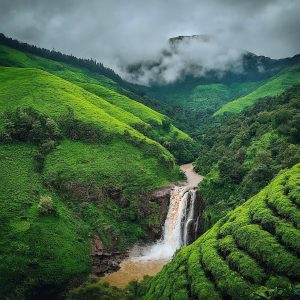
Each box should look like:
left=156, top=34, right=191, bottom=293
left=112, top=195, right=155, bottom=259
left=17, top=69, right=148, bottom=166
left=215, top=64, right=300, bottom=115
left=144, top=164, right=300, bottom=300
left=0, top=143, right=91, bottom=298
left=0, top=44, right=189, bottom=141
left=0, top=45, right=188, bottom=297
left=148, top=79, right=263, bottom=112
left=44, top=139, right=180, bottom=196
left=0, top=66, right=180, bottom=162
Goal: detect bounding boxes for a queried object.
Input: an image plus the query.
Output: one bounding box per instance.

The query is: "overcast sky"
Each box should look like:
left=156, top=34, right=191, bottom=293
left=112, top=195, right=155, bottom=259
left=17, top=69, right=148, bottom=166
left=1, top=0, right=300, bottom=81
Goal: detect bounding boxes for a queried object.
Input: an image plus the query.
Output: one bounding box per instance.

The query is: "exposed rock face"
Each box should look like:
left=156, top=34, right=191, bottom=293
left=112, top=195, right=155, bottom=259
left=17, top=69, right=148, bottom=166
left=184, top=190, right=205, bottom=245
left=139, top=184, right=175, bottom=240
left=91, top=235, right=126, bottom=276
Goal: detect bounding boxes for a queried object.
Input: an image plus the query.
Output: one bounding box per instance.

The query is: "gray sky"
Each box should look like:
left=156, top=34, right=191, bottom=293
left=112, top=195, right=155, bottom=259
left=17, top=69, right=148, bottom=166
left=1, top=0, right=300, bottom=83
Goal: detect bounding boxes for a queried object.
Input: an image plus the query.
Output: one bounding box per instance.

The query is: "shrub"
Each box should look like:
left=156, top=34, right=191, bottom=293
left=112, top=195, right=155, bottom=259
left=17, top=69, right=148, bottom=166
left=2, top=107, right=61, bottom=144
left=162, top=118, right=171, bottom=131
left=59, top=108, right=111, bottom=144
left=68, top=280, right=130, bottom=300
left=37, top=196, right=58, bottom=216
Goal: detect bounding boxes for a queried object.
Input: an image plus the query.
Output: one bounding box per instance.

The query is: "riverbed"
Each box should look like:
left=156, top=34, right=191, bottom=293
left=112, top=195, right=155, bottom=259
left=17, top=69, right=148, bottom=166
left=102, top=163, right=203, bottom=288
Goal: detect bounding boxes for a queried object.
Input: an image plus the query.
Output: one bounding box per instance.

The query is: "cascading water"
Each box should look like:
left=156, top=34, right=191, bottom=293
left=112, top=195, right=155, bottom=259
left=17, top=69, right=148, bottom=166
left=183, top=189, right=196, bottom=245
left=103, top=164, right=203, bottom=287
left=137, top=185, right=200, bottom=260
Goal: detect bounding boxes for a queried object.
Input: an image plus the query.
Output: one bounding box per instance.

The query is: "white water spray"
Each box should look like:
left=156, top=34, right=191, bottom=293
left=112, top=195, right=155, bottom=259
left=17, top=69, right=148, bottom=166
left=135, top=186, right=198, bottom=260
left=103, top=164, right=204, bottom=287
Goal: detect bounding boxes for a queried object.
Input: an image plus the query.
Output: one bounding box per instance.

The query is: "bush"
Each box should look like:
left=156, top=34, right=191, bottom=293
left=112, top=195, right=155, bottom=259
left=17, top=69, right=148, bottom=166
left=59, top=108, right=111, bottom=144
left=37, top=196, right=58, bottom=216
left=68, top=280, right=130, bottom=300
left=2, top=107, right=61, bottom=144
left=162, top=118, right=171, bottom=131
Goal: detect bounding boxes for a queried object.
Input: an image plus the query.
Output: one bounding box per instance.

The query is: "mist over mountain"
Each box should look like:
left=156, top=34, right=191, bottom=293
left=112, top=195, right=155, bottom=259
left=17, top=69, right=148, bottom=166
left=121, top=35, right=246, bottom=85
left=121, top=34, right=300, bottom=86
left=1, top=1, right=300, bottom=299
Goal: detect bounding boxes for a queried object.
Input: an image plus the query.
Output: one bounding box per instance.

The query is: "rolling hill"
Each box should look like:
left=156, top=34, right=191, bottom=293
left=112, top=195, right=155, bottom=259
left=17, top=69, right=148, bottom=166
left=0, top=39, right=195, bottom=298
left=215, top=64, right=300, bottom=115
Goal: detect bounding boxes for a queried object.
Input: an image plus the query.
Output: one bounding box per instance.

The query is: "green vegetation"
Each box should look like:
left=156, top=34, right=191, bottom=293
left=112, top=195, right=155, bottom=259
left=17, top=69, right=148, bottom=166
left=150, top=81, right=263, bottom=112
left=0, top=42, right=192, bottom=298
left=0, top=43, right=196, bottom=162
left=215, top=65, right=300, bottom=115
left=0, top=143, right=91, bottom=299
left=142, top=164, right=300, bottom=299
left=145, top=79, right=264, bottom=136
left=195, top=85, right=300, bottom=228
left=2, top=34, right=300, bottom=299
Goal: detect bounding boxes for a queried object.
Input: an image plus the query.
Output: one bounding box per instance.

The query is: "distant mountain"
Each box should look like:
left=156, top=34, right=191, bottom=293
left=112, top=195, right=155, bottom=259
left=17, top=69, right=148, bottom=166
left=124, top=34, right=300, bottom=86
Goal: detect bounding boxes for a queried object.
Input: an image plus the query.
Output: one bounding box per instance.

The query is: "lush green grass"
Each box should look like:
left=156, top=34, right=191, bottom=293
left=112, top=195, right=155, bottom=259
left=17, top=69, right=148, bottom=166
left=0, top=143, right=91, bottom=299
left=0, top=44, right=190, bottom=143
left=77, top=82, right=190, bottom=140
left=43, top=139, right=181, bottom=196
left=0, top=44, right=190, bottom=298
left=0, top=66, right=181, bottom=162
left=143, top=164, right=300, bottom=300
left=215, top=64, right=300, bottom=115
left=0, top=66, right=145, bottom=137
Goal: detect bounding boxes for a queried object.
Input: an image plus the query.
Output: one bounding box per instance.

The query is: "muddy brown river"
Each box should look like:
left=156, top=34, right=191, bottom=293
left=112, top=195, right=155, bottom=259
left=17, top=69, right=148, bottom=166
left=103, top=163, right=203, bottom=288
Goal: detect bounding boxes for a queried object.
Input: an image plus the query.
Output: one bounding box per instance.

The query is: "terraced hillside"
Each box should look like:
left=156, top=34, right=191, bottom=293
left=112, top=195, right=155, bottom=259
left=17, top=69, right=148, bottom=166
left=143, top=164, right=300, bottom=300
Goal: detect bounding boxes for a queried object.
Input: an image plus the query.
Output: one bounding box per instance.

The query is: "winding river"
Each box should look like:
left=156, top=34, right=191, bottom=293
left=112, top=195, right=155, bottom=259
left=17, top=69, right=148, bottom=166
left=103, top=163, right=203, bottom=287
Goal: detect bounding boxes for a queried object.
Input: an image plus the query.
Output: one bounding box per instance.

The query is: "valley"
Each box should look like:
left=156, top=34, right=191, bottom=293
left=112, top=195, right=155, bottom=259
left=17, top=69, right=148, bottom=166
left=0, top=31, right=300, bottom=300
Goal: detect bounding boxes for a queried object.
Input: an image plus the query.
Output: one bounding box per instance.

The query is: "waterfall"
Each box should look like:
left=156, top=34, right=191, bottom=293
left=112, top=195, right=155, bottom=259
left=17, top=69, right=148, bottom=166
left=183, top=190, right=196, bottom=245
left=136, top=185, right=199, bottom=260
left=163, top=187, right=189, bottom=250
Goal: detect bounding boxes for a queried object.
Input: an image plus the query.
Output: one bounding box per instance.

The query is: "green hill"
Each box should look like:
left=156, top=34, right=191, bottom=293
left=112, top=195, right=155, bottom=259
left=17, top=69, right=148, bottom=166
left=215, top=64, right=300, bottom=115
left=0, top=44, right=194, bottom=161
left=143, top=164, right=300, bottom=300
left=0, top=143, right=91, bottom=299
left=0, top=42, right=194, bottom=298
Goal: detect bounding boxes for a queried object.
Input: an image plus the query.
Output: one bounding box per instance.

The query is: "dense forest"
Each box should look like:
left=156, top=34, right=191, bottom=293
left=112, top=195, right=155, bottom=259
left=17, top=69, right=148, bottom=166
left=195, top=85, right=300, bottom=227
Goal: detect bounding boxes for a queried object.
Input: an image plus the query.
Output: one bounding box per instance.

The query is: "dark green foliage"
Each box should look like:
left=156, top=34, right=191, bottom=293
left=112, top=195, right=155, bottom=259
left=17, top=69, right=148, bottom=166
left=59, top=107, right=111, bottom=144
left=195, top=85, right=300, bottom=225
left=142, top=164, right=300, bottom=300
left=0, top=33, right=123, bottom=84
left=1, top=107, right=61, bottom=171
left=68, top=279, right=130, bottom=300
left=1, top=106, right=61, bottom=144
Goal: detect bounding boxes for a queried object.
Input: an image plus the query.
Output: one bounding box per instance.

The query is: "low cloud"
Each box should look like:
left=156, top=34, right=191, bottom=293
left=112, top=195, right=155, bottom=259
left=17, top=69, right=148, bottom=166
left=0, top=0, right=300, bottom=84
left=121, top=35, right=246, bottom=85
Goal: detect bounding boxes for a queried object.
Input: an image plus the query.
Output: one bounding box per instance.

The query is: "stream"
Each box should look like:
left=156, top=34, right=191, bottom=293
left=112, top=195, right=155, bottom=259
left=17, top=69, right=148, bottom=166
left=103, top=163, right=203, bottom=287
